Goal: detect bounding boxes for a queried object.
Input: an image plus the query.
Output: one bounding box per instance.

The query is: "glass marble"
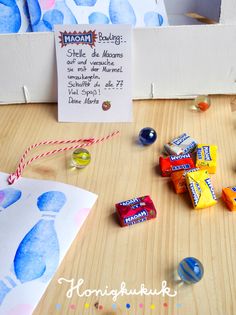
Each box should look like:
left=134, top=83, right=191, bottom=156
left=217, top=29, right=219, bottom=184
left=193, top=95, right=211, bottom=112
left=71, top=148, right=91, bottom=169
left=138, top=127, right=157, bottom=145
left=178, top=257, right=204, bottom=284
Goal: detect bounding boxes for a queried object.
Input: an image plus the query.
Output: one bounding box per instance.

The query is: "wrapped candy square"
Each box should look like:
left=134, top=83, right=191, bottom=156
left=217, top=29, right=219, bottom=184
left=171, top=168, right=199, bottom=194
left=164, top=133, right=197, bottom=156
left=196, top=144, right=217, bottom=174
left=186, top=169, right=217, bottom=209
left=222, top=186, right=236, bottom=211
left=159, top=153, right=195, bottom=177
left=115, top=196, right=157, bottom=227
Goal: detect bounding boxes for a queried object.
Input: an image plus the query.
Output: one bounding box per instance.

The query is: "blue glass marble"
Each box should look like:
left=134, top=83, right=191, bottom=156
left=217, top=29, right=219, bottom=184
left=138, top=127, right=157, bottom=145
left=178, top=257, right=204, bottom=284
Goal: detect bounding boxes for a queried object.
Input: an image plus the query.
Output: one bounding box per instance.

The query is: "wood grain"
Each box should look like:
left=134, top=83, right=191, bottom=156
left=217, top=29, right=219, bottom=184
left=0, top=96, right=235, bottom=315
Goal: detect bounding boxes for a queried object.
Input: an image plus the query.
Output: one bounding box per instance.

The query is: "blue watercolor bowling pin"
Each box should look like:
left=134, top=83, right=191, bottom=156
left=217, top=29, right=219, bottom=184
left=0, top=188, right=22, bottom=211
left=28, top=0, right=77, bottom=31
left=0, top=191, right=66, bottom=305
left=26, top=0, right=42, bottom=27
left=144, top=11, right=164, bottom=26
left=109, top=0, right=136, bottom=26
left=54, top=0, right=77, bottom=25
left=88, top=12, right=110, bottom=24
left=73, top=0, right=97, bottom=6
left=0, top=0, right=21, bottom=33
left=42, top=9, right=64, bottom=30
left=22, top=0, right=33, bottom=32
left=39, top=0, right=78, bottom=31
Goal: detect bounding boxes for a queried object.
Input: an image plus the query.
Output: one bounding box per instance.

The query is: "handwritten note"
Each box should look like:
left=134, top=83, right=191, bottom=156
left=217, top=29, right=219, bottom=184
left=55, top=24, right=132, bottom=122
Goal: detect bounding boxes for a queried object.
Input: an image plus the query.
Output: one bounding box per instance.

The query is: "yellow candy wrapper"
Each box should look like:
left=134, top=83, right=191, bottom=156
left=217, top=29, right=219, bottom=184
left=222, top=186, right=236, bottom=211
left=196, top=144, right=217, bottom=174
left=186, top=169, right=217, bottom=209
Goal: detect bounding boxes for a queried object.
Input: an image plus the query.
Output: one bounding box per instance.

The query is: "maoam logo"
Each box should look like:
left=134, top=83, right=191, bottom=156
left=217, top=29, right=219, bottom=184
left=59, top=30, right=97, bottom=48
left=170, top=154, right=190, bottom=161
left=124, top=210, right=148, bottom=224
left=172, top=164, right=190, bottom=171
left=172, top=133, right=189, bottom=146
left=183, top=141, right=196, bottom=154
left=189, top=183, right=200, bottom=207
left=205, top=178, right=216, bottom=200
left=119, top=198, right=140, bottom=206
left=203, top=146, right=212, bottom=161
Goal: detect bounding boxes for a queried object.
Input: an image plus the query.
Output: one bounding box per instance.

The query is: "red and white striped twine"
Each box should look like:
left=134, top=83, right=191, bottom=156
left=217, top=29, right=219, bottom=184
left=8, top=130, right=120, bottom=185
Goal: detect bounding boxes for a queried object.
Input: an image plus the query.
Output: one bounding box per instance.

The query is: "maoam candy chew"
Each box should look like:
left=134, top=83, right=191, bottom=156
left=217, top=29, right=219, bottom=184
left=171, top=168, right=199, bottom=194
left=115, top=196, right=157, bottom=227
left=222, top=186, right=236, bottom=211
left=186, top=169, right=217, bottom=209
left=196, top=144, right=217, bottom=174
left=159, top=153, right=195, bottom=177
left=164, top=133, right=197, bottom=156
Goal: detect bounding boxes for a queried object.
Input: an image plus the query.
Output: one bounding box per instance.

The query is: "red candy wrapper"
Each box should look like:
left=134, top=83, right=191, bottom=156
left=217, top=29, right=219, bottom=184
left=159, top=153, right=195, bottom=177
left=115, top=196, right=157, bottom=227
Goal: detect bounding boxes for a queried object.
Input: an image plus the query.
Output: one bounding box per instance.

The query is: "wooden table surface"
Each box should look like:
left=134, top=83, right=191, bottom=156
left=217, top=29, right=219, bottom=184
left=0, top=96, right=236, bottom=315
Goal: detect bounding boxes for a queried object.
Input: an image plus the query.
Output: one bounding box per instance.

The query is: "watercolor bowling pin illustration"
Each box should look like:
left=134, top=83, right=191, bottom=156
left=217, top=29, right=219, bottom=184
left=88, top=12, right=109, bottom=24
left=109, top=0, right=136, bottom=26
left=0, top=188, right=22, bottom=212
left=0, top=191, right=66, bottom=305
left=73, top=0, right=97, bottom=6
left=0, top=0, right=21, bottom=33
left=27, top=0, right=77, bottom=31
left=144, top=11, right=164, bottom=26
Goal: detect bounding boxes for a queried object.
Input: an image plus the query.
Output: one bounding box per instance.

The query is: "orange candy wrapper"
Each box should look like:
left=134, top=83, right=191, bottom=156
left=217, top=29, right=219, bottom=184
left=222, top=186, right=236, bottom=211
left=171, top=168, right=199, bottom=194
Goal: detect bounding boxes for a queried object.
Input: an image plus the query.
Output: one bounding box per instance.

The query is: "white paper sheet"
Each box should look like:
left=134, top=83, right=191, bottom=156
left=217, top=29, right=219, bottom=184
left=27, top=0, right=168, bottom=31
left=0, top=172, right=97, bottom=315
left=55, top=24, right=132, bottom=122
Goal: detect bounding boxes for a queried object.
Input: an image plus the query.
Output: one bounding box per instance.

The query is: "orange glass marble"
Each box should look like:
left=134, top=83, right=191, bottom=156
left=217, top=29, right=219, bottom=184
left=193, top=95, right=211, bottom=112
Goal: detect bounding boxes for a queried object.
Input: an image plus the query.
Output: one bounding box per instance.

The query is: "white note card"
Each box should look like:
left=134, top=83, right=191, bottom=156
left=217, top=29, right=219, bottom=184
left=55, top=24, right=132, bottom=122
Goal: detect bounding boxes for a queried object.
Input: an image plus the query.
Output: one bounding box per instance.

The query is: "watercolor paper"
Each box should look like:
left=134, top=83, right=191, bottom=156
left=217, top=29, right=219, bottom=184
left=0, top=0, right=31, bottom=33
left=27, top=0, right=168, bottom=31
left=0, top=172, right=97, bottom=315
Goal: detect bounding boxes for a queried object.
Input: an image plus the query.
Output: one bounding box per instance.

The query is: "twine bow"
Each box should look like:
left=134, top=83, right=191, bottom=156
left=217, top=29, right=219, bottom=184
left=8, top=131, right=119, bottom=185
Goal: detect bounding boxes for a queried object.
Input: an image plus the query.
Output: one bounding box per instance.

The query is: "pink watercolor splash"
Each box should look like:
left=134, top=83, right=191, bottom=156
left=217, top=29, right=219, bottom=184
left=39, top=0, right=55, bottom=10
left=7, top=304, right=34, bottom=315
left=74, top=208, right=90, bottom=227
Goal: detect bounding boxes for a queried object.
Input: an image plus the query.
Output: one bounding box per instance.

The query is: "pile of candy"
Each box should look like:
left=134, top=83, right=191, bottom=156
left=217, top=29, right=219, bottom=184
left=115, top=128, right=235, bottom=229
left=159, top=132, right=235, bottom=211
left=113, top=119, right=236, bottom=286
